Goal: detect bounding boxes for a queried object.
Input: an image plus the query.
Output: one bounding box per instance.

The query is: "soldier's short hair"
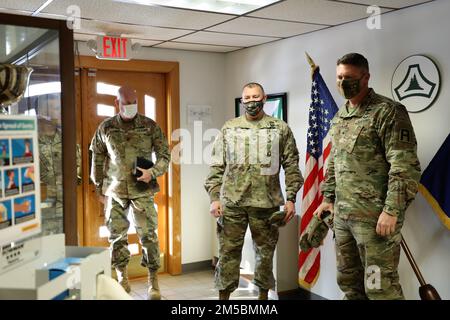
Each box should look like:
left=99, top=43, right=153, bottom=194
left=117, top=86, right=137, bottom=100
left=242, top=82, right=265, bottom=95
left=337, top=53, right=369, bottom=72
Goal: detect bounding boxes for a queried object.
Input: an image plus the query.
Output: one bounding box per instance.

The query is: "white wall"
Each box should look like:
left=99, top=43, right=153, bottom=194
left=76, top=43, right=226, bottom=264
left=224, top=1, right=450, bottom=300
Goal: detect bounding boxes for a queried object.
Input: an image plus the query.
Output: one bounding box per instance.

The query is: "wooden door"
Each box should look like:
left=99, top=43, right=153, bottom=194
left=79, top=68, right=168, bottom=272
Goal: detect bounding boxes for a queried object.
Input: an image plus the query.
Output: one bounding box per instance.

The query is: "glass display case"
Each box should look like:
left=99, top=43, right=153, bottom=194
left=0, top=13, right=76, bottom=244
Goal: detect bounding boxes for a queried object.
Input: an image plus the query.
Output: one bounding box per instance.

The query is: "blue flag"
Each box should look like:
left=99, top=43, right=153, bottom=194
left=419, top=133, right=450, bottom=229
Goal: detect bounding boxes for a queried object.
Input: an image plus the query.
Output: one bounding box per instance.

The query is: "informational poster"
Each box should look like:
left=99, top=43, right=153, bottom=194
left=0, top=116, right=40, bottom=246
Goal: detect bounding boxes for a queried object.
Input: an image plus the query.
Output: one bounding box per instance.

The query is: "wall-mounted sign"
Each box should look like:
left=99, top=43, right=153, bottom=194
left=187, top=105, right=212, bottom=125
left=0, top=116, right=41, bottom=246
left=391, top=55, right=441, bottom=113
left=96, top=35, right=132, bottom=61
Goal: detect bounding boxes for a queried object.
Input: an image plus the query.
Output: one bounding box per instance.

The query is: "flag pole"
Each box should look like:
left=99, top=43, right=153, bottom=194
left=400, top=236, right=441, bottom=300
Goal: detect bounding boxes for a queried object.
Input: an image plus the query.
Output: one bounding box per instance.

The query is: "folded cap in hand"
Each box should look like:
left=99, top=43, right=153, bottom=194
left=299, top=211, right=334, bottom=252
left=269, top=210, right=287, bottom=227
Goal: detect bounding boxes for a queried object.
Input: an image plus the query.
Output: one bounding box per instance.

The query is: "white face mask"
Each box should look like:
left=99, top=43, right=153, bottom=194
left=121, top=103, right=137, bottom=119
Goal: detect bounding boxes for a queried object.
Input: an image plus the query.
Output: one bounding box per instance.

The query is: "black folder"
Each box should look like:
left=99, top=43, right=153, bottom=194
left=133, top=156, right=158, bottom=190
left=133, top=156, right=154, bottom=178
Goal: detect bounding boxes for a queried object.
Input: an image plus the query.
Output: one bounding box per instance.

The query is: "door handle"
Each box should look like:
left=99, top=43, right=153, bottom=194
left=76, top=143, right=82, bottom=185
left=88, top=144, right=93, bottom=185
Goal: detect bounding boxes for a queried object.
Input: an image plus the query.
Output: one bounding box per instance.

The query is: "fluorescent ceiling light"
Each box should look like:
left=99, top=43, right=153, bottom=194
left=114, top=0, right=281, bottom=15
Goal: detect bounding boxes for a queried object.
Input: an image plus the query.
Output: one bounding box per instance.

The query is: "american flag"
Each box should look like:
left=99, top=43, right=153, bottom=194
left=298, top=67, right=338, bottom=288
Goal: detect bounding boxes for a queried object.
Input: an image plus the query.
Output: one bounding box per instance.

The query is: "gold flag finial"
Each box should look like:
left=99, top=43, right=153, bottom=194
left=305, top=52, right=319, bottom=79
left=305, top=52, right=316, bottom=68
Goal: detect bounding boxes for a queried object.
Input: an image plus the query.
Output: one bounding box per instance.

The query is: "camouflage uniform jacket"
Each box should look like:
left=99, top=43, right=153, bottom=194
left=39, top=129, right=63, bottom=205
left=90, top=114, right=170, bottom=198
left=204, top=114, right=304, bottom=208
left=321, top=89, right=421, bottom=222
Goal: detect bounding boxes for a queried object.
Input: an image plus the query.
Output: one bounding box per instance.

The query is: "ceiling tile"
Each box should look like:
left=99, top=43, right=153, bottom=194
left=131, top=39, right=162, bottom=47
left=207, top=16, right=325, bottom=38
left=155, top=42, right=241, bottom=53
left=176, top=31, right=279, bottom=47
left=72, top=19, right=191, bottom=41
left=0, top=0, right=46, bottom=12
left=73, top=33, right=162, bottom=47
left=2, top=0, right=435, bottom=55
left=249, top=0, right=391, bottom=25
left=38, top=12, right=188, bottom=41
left=42, top=0, right=234, bottom=30
left=339, top=0, right=433, bottom=9
left=115, top=0, right=283, bottom=15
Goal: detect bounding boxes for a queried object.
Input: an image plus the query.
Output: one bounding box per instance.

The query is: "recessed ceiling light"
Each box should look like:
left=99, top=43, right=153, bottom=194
left=114, top=0, right=281, bottom=15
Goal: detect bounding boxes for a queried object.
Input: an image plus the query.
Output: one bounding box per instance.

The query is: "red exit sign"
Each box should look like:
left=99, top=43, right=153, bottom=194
left=96, top=35, right=132, bottom=60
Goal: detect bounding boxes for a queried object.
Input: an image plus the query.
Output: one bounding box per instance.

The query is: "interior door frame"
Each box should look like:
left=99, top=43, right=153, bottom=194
left=0, top=12, right=77, bottom=245
left=75, top=56, right=181, bottom=275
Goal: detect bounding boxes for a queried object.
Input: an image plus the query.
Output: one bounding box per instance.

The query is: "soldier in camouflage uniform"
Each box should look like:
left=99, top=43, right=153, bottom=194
left=205, top=83, right=304, bottom=300
left=90, top=86, right=170, bottom=300
left=38, top=117, right=64, bottom=235
left=315, top=53, right=421, bottom=300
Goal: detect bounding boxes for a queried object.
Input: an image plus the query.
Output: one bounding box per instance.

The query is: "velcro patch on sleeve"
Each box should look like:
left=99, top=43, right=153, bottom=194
left=399, top=128, right=412, bottom=143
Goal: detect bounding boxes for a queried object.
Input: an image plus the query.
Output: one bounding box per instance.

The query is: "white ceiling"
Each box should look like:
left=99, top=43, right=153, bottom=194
left=0, top=0, right=436, bottom=53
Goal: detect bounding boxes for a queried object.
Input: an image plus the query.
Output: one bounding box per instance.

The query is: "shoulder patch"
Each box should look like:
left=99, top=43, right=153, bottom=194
left=399, top=127, right=412, bottom=143
left=393, top=104, right=416, bottom=145
left=394, top=119, right=417, bottom=147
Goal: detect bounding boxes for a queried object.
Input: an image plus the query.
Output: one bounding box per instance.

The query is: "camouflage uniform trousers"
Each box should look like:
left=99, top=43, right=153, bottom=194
left=216, top=205, right=279, bottom=292
left=334, top=215, right=404, bottom=300
left=105, top=195, right=160, bottom=271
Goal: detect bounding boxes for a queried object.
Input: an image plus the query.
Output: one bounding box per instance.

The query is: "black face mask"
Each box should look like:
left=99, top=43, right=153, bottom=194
left=337, top=75, right=365, bottom=99
left=242, top=100, right=264, bottom=116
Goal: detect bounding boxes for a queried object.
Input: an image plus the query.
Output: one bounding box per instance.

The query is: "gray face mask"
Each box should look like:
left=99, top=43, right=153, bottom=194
left=242, top=100, right=264, bottom=116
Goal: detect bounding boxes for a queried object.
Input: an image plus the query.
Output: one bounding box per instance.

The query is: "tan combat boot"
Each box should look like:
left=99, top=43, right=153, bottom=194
left=115, top=267, right=131, bottom=293
left=258, top=288, right=269, bottom=300
left=219, top=290, right=231, bottom=300
left=147, top=270, right=161, bottom=300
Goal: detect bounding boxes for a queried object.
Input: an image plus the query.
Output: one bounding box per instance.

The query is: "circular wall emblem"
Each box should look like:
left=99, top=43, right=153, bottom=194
left=391, top=55, right=441, bottom=113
